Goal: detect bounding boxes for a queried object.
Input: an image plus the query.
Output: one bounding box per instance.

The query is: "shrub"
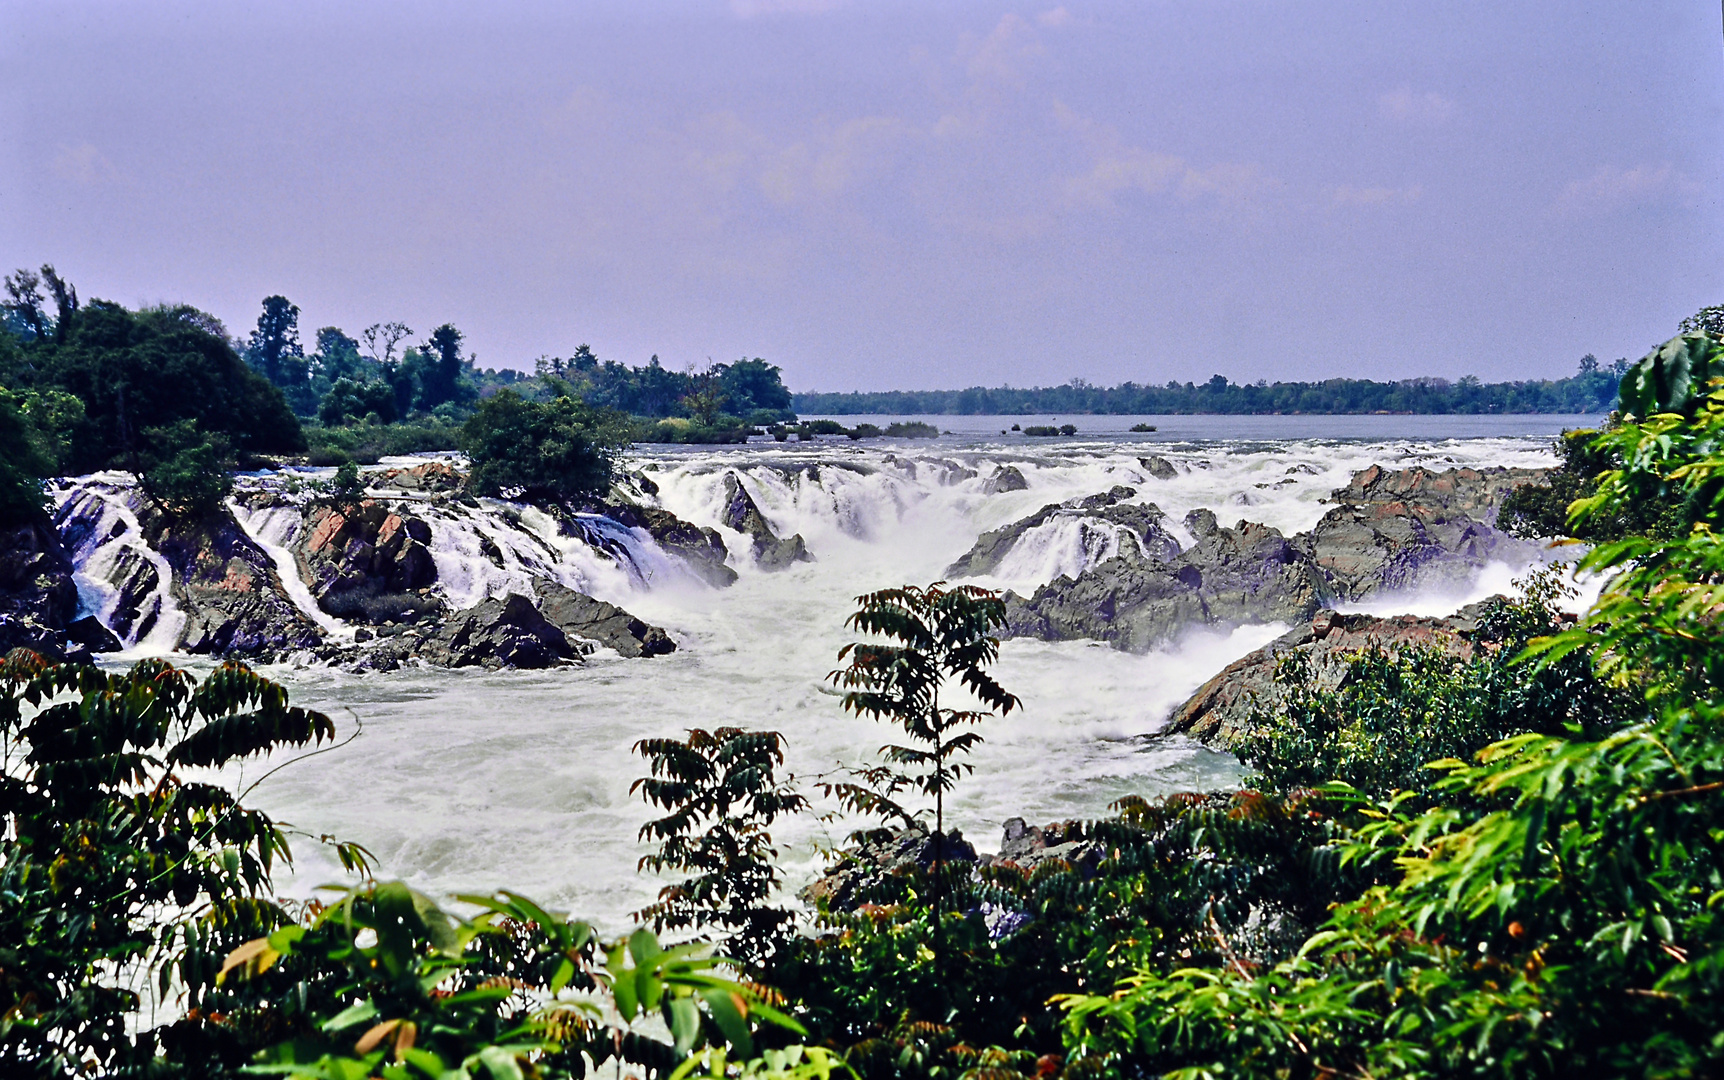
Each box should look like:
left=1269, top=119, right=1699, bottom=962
left=136, top=418, right=234, bottom=520
left=460, top=390, right=631, bottom=501
left=883, top=422, right=938, bottom=439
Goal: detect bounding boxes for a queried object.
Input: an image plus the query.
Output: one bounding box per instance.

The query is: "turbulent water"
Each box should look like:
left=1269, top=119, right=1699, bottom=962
left=71, top=417, right=1590, bottom=932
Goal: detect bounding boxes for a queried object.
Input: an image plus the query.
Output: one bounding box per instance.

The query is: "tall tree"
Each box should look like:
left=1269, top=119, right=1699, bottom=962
left=416, top=323, right=466, bottom=411
left=245, top=295, right=303, bottom=387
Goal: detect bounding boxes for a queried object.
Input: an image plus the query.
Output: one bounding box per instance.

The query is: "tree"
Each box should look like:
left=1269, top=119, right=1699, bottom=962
left=825, top=583, right=1019, bottom=987
left=136, top=418, right=235, bottom=520
left=716, top=358, right=793, bottom=417
left=1677, top=303, right=1724, bottom=337
left=416, top=322, right=469, bottom=412
left=459, top=389, right=631, bottom=503
left=0, top=390, right=58, bottom=524
left=309, top=326, right=365, bottom=385
left=318, top=376, right=398, bottom=425
left=244, top=295, right=302, bottom=387
left=634, top=729, right=809, bottom=970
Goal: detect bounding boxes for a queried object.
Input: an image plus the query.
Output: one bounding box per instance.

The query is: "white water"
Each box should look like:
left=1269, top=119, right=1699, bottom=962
left=69, top=428, right=1580, bottom=932
left=227, top=499, right=356, bottom=641
left=54, top=478, right=186, bottom=655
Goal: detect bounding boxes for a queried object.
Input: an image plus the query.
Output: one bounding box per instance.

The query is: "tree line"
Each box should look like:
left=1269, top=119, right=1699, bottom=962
left=794, top=363, right=1628, bottom=416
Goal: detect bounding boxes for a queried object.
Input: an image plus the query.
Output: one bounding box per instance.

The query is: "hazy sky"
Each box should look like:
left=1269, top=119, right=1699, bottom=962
left=4, top=1, right=1722, bottom=391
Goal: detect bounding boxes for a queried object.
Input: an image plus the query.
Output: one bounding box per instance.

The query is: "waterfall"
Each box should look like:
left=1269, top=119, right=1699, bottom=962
left=227, top=498, right=355, bottom=640
left=52, top=479, right=186, bottom=654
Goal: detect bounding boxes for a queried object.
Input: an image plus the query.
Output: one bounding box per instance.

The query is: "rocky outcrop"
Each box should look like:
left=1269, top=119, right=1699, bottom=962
left=0, top=515, right=94, bottom=662
left=799, top=824, right=979, bottom=910
left=298, top=502, right=442, bottom=624
left=1139, top=455, right=1179, bottom=481
left=535, top=581, right=675, bottom=658
left=149, top=510, right=325, bottom=656
left=995, top=465, right=1548, bottom=653
left=719, top=473, right=812, bottom=571
left=983, top=465, right=1029, bottom=494
left=1005, top=513, right=1324, bottom=651
left=416, top=592, right=581, bottom=669
left=946, top=486, right=1180, bottom=578
left=595, top=501, right=738, bottom=588
left=375, top=460, right=464, bottom=495
left=1162, top=606, right=1495, bottom=745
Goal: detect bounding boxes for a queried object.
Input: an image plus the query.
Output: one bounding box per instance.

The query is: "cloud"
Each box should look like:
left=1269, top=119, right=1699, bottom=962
left=1378, top=86, right=1456, bottom=125
left=1057, top=102, right=1277, bottom=212
left=1553, top=163, right=1702, bottom=217
left=729, top=0, right=841, bottom=17
left=1328, top=183, right=1422, bottom=207
left=1037, top=7, right=1073, bottom=28
left=52, top=142, right=117, bottom=184
left=966, top=13, right=1044, bottom=87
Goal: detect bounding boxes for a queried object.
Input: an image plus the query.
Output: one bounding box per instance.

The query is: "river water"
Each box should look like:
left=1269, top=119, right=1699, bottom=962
left=186, top=415, right=1592, bottom=931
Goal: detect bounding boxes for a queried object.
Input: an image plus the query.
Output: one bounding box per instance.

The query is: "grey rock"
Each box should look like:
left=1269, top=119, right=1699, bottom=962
left=0, top=514, right=87, bottom=662
left=947, top=488, right=1180, bottom=578
left=535, top=580, right=675, bottom=658
left=1139, top=455, right=1179, bottom=481
left=151, top=508, right=326, bottom=656
left=798, top=824, right=978, bottom=911
left=1162, top=607, right=1486, bottom=745
left=299, top=503, right=445, bottom=625
left=719, top=472, right=813, bottom=571
left=983, top=465, right=1029, bottom=494
left=593, top=501, right=738, bottom=588
left=417, top=593, right=581, bottom=670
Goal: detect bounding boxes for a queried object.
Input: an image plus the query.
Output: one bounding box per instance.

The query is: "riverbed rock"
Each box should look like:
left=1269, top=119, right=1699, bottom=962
left=946, top=486, right=1181, bottom=578
left=416, top=592, right=580, bottom=669
left=299, top=502, right=443, bottom=624
left=1139, top=455, right=1179, bottom=481
left=0, top=514, right=89, bottom=662
left=998, top=464, right=1550, bottom=653
left=719, top=472, right=812, bottom=571
left=535, top=580, right=675, bottom=658
left=148, top=508, right=325, bottom=656
left=1162, top=607, right=1486, bottom=745
left=983, top=465, right=1029, bottom=494
left=593, top=501, right=739, bottom=588
left=375, top=460, right=464, bottom=494
left=1005, top=515, right=1324, bottom=651
left=799, top=824, right=979, bottom=911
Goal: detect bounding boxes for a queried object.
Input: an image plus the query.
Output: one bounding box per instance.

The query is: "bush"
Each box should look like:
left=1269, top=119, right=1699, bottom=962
left=461, top=389, right=631, bottom=501
left=883, top=421, right=939, bottom=439
left=304, top=417, right=462, bottom=464
left=317, top=376, right=397, bottom=425
left=136, top=418, right=234, bottom=520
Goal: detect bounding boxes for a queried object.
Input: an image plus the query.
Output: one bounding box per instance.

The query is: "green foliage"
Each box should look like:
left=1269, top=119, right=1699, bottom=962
left=318, top=378, right=399, bottom=426
left=137, top=418, right=236, bottom=520
left=1618, top=331, right=1723, bottom=420
left=634, top=729, right=810, bottom=970
left=825, top=584, right=1019, bottom=841
left=0, top=654, right=337, bottom=1076
left=304, top=418, right=461, bottom=466
left=0, top=389, right=67, bottom=524
left=15, top=296, right=305, bottom=470
left=461, top=390, right=631, bottom=503
left=231, top=886, right=806, bottom=1079
left=882, top=423, right=938, bottom=439
left=1236, top=579, right=1637, bottom=800
left=1056, top=365, right=1724, bottom=1079
left=314, top=460, right=367, bottom=516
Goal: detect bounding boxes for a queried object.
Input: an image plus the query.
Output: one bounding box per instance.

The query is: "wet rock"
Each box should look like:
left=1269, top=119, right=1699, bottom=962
left=66, top=615, right=122, bottom=654
left=375, top=460, right=464, bottom=494
left=299, top=503, right=444, bottom=624
left=1139, top=455, right=1179, bottom=481
left=798, top=824, right=978, bottom=911
left=416, top=592, right=580, bottom=669
left=1162, top=607, right=1483, bottom=745
left=535, top=580, right=675, bottom=658
left=1005, top=517, right=1323, bottom=651
left=719, top=472, right=813, bottom=571
left=983, top=465, right=1029, bottom=494
left=594, top=501, right=738, bottom=588
left=989, top=817, right=1101, bottom=875
left=149, top=509, right=326, bottom=656
left=0, top=514, right=86, bottom=661
left=947, top=487, right=1180, bottom=578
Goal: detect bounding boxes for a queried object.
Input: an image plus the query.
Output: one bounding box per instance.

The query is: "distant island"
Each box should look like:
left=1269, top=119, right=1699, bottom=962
left=793, top=362, right=1624, bottom=416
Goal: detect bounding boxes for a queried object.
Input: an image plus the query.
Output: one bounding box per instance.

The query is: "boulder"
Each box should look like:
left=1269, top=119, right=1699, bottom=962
left=0, top=514, right=87, bottom=662
left=947, top=486, right=1180, bottom=578
left=416, top=592, right=581, bottom=669
left=798, top=824, right=978, bottom=911
left=374, top=460, right=464, bottom=494
left=1139, top=455, right=1179, bottom=481
left=299, top=503, right=443, bottom=624
left=1162, top=606, right=1487, bottom=745
left=1005, top=516, right=1323, bottom=652
left=149, top=508, right=326, bottom=656
left=595, top=501, right=738, bottom=587
left=535, top=581, right=676, bottom=658
left=719, top=473, right=812, bottom=571
left=983, top=465, right=1029, bottom=494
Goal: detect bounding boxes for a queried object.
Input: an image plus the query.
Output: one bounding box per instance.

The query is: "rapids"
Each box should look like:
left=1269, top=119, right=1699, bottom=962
left=72, top=418, right=1590, bottom=932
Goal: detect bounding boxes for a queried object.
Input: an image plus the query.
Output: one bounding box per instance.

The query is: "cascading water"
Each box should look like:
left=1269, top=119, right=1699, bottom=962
left=227, top=498, right=356, bottom=641
left=53, top=478, right=186, bottom=655
left=54, top=423, right=1586, bottom=932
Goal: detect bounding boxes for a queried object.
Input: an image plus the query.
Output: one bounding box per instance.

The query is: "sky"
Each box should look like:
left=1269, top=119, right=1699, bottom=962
left=3, top=1, right=1722, bottom=392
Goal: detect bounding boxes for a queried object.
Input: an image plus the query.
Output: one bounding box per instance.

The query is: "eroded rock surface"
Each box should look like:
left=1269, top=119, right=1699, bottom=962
left=991, top=465, right=1548, bottom=653
left=983, top=465, right=1029, bottom=494
left=298, top=502, right=442, bottom=624
left=596, top=501, right=738, bottom=587
left=0, top=515, right=90, bottom=661
left=946, top=485, right=1180, bottom=578
left=720, top=472, right=812, bottom=571
left=535, top=580, right=675, bottom=658
left=149, top=510, right=324, bottom=656
left=416, top=592, right=580, bottom=669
